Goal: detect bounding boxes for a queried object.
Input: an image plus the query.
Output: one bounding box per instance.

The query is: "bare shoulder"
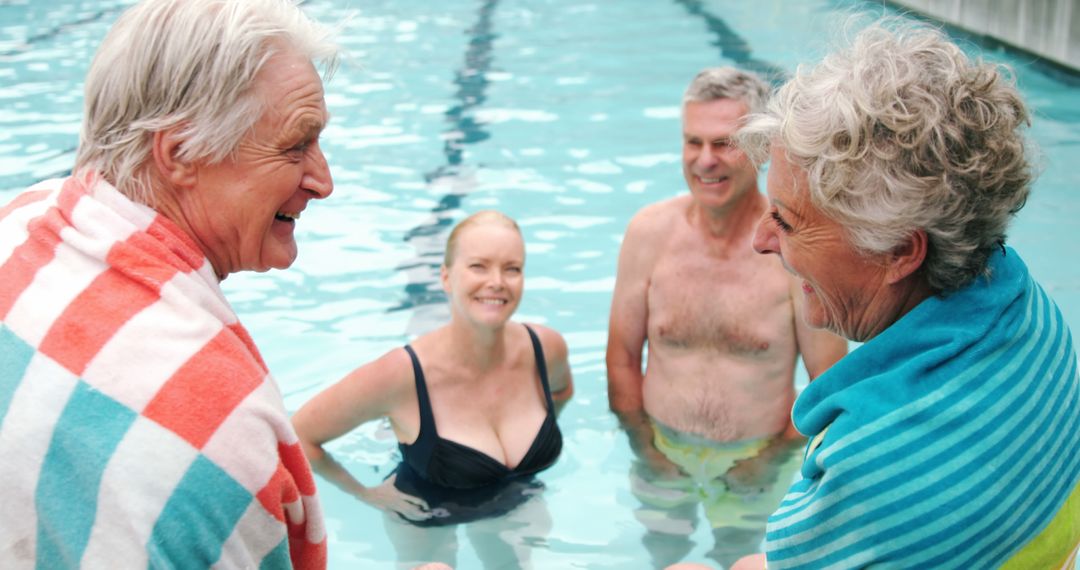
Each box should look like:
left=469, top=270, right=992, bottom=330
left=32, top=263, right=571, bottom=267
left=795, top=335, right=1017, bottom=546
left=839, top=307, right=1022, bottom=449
left=626, top=195, right=689, bottom=239
left=292, top=344, right=417, bottom=437
left=523, top=322, right=569, bottom=361
left=522, top=322, right=573, bottom=396
left=337, top=344, right=416, bottom=405
left=619, top=195, right=690, bottom=271
left=371, top=345, right=416, bottom=383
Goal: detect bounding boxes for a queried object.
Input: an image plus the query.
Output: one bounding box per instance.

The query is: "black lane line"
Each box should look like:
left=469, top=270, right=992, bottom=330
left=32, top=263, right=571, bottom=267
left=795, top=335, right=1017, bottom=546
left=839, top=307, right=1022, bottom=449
left=1, top=6, right=130, bottom=188
left=672, top=0, right=789, bottom=87
left=388, top=0, right=500, bottom=321
left=0, top=7, right=127, bottom=58
left=388, top=0, right=784, bottom=324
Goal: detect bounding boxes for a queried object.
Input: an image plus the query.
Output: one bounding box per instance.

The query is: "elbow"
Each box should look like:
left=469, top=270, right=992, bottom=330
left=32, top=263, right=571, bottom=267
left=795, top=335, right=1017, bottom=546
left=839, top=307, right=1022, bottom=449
left=553, top=376, right=575, bottom=404
left=291, top=414, right=324, bottom=459
left=608, top=394, right=643, bottom=415
left=293, top=428, right=319, bottom=460
left=295, top=434, right=330, bottom=472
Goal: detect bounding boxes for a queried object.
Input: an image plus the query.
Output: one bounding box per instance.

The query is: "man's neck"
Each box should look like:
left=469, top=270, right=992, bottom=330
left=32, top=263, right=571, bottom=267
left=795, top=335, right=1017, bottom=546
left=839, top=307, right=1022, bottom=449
left=691, top=188, right=766, bottom=248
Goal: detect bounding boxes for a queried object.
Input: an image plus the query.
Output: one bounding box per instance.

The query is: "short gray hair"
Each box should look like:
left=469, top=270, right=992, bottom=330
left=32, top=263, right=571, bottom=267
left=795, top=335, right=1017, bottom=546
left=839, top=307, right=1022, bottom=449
left=74, top=0, right=339, bottom=206
left=738, top=21, right=1031, bottom=294
left=683, top=67, right=770, bottom=114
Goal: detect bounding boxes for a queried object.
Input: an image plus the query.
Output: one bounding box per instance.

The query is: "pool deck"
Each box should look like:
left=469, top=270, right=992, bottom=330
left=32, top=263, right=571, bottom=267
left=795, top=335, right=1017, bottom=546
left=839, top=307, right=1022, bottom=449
left=887, top=0, right=1080, bottom=76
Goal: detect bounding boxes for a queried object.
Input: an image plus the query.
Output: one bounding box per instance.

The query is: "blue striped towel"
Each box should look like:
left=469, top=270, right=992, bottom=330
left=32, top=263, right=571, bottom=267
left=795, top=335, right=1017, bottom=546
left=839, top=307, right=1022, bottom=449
left=766, top=246, right=1080, bottom=569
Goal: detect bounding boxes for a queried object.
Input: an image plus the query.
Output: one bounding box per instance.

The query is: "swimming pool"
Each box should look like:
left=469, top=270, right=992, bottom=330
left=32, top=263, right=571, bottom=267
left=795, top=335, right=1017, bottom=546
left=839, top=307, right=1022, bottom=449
left=2, top=0, right=1078, bottom=568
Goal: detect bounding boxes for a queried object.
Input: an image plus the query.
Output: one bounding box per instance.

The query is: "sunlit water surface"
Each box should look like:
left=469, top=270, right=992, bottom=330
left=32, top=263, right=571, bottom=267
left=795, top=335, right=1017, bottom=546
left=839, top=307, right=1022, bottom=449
left=2, top=0, right=1078, bottom=568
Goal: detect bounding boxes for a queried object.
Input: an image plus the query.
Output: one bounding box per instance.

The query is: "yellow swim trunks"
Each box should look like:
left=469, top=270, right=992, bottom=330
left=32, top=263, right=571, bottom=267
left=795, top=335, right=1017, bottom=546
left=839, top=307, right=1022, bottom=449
left=630, top=421, right=800, bottom=531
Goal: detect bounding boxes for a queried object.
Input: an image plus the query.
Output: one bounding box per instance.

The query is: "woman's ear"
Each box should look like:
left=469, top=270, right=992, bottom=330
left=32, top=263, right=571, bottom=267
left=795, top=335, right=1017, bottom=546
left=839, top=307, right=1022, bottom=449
left=886, top=229, right=928, bottom=284
left=151, top=127, right=197, bottom=189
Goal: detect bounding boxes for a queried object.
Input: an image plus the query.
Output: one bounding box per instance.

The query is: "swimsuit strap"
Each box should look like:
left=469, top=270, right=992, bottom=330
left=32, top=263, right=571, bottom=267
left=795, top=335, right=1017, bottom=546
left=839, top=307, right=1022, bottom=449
left=403, top=345, right=437, bottom=438
left=522, top=324, right=556, bottom=413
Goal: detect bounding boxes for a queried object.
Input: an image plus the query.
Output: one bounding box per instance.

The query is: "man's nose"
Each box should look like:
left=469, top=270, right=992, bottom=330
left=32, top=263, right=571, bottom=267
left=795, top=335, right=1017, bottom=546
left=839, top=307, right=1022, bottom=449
left=303, top=142, right=333, bottom=199
left=695, top=146, right=719, bottom=169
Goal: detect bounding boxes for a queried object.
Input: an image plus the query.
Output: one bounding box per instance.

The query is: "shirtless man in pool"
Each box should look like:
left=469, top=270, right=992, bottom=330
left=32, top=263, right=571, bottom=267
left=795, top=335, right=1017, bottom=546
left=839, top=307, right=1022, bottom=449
left=606, top=67, right=847, bottom=567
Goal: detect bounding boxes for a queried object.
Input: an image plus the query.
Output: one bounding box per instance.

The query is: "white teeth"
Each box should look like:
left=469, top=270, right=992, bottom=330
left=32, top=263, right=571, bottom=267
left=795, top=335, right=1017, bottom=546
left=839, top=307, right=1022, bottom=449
left=700, top=177, right=724, bottom=184
left=276, top=211, right=300, bottom=220
left=477, top=298, right=506, bottom=305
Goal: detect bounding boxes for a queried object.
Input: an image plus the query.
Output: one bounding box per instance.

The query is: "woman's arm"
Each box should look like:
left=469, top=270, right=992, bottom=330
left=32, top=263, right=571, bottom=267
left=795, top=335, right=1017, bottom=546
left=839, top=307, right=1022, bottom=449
left=291, top=348, right=431, bottom=520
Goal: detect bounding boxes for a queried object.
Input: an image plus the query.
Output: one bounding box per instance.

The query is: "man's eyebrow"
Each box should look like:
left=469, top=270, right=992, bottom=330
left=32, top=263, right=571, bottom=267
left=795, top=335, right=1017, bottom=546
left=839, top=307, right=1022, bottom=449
left=297, top=115, right=327, bottom=138
left=287, top=109, right=329, bottom=140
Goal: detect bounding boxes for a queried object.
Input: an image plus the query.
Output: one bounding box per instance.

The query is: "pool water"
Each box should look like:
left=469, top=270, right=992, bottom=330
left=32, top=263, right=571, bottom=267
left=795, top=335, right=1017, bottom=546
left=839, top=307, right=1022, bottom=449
left=2, top=0, right=1078, bottom=568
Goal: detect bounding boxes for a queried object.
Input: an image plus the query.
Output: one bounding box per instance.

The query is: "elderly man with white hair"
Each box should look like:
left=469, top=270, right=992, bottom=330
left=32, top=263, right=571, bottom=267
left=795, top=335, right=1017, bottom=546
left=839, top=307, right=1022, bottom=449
left=0, top=0, right=339, bottom=566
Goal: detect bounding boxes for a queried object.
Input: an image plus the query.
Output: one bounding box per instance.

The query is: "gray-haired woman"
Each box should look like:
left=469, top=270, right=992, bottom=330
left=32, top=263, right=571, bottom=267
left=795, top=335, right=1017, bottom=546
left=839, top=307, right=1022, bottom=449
left=729, top=21, right=1079, bottom=570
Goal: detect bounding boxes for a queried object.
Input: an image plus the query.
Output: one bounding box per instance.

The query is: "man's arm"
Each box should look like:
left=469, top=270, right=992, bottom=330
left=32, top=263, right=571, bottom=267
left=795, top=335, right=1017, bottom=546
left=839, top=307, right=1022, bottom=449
left=606, top=210, right=653, bottom=414
left=606, top=207, right=683, bottom=478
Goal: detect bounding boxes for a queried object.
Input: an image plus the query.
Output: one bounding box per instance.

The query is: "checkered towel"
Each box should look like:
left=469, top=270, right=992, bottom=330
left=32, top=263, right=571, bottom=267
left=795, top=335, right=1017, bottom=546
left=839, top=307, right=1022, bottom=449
left=0, top=171, right=326, bottom=568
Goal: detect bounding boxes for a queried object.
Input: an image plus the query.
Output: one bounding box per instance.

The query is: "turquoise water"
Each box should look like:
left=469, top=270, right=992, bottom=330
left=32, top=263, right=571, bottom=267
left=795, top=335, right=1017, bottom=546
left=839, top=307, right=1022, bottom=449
left=2, top=0, right=1078, bottom=568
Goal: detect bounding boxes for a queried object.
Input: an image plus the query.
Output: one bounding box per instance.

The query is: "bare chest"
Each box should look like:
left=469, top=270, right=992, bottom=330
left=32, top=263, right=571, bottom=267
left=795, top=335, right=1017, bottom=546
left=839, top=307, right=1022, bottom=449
left=646, top=243, right=794, bottom=356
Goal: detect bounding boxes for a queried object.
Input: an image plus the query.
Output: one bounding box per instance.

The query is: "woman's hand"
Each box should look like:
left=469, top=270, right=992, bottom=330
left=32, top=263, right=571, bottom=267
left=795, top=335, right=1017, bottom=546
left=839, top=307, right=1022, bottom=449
left=358, top=474, right=435, bottom=521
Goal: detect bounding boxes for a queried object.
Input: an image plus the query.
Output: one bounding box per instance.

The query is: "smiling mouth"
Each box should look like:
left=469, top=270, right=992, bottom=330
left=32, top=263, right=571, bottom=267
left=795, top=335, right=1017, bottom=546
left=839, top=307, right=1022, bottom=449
left=476, top=297, right=507, bottom=305
left=699, top=176, right=728, bottom=184
left=275, top=211, right=300, bottom=223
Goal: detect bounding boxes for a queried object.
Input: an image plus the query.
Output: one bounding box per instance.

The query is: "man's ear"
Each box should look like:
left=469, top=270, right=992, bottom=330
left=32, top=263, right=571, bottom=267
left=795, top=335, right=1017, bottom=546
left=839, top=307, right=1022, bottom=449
left=440, top=264, right=450, bottom=293
left=151, top=127, right=197, bottom=188
left=886, top=229, right=928, bottom=284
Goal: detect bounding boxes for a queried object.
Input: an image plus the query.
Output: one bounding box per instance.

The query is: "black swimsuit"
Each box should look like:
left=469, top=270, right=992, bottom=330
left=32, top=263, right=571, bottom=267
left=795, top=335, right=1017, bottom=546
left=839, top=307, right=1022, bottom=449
left=391, top=324, right=563, bottom=525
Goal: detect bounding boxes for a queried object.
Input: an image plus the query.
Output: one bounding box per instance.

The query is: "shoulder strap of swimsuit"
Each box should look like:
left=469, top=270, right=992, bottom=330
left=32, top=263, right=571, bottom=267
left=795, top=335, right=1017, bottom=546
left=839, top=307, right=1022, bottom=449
left=523, top=324, right=556, bottom=413
left=402, top=345, right=437, bottom=437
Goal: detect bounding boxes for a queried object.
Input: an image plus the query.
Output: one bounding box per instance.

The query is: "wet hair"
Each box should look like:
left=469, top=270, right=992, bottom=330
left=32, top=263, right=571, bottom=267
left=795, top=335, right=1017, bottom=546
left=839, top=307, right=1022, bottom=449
left=443, top=210, right=523, bottom=267
left=683, top=67, right=770, bottom=114
left=737, top=21, right=1032, bottom=293
left=74, top=0, right=339, bottom=206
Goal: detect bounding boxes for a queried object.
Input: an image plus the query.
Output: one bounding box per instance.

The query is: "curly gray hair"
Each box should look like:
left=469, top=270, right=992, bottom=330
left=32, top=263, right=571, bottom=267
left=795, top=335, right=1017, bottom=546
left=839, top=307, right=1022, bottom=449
left=74, top=0, right=339, bottom=206
left=737, top=21, right=1032, bottom=294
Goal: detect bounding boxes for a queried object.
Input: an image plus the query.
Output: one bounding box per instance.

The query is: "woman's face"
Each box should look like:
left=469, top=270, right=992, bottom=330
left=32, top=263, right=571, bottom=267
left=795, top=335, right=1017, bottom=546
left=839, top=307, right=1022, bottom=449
left=441, top=223, right=525, bottom=328
left=752, top=147, right=893, bottom=341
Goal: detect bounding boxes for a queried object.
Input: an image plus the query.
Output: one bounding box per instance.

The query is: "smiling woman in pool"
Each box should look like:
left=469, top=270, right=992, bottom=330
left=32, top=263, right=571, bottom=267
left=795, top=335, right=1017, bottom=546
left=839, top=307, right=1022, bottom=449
left=293, top=210, right=573, bottom=566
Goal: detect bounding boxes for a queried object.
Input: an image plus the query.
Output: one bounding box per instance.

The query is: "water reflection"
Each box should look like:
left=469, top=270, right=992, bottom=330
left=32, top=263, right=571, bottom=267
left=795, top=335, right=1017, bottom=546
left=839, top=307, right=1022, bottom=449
left=626, top=421, right=803, bottom=568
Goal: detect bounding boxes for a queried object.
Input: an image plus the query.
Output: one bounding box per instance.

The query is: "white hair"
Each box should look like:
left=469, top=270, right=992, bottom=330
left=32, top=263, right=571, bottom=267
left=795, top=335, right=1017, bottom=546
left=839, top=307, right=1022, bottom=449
left=738, top=21, right=1031, bottom=293
left=74, top=0, right=339, bottom=206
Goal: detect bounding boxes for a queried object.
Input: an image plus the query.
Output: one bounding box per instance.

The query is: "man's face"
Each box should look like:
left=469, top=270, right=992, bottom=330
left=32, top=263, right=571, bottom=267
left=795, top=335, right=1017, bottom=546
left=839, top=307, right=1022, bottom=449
left=681, top=98, right=757, bottom=211
left=187, top=48, right=332, bottom=278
